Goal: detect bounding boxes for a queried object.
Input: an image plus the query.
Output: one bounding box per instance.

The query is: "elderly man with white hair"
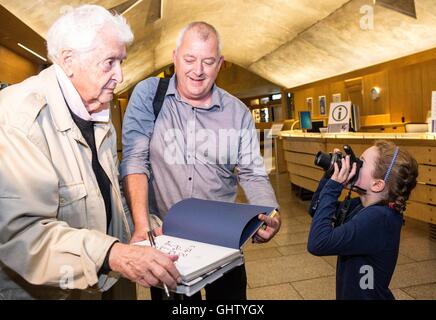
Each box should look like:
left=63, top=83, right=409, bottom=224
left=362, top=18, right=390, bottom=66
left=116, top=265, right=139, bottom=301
left=0, top=5, right=180, bottom=300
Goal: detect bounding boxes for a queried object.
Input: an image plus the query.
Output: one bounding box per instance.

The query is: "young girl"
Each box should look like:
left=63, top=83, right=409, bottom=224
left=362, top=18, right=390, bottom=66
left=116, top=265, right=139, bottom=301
left=307, top=140, right=418, bottom=300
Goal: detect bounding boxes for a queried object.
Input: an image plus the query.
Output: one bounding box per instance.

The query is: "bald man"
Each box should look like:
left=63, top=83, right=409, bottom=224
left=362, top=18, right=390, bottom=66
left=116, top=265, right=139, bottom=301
left=121, top=21, right=281, bottom=300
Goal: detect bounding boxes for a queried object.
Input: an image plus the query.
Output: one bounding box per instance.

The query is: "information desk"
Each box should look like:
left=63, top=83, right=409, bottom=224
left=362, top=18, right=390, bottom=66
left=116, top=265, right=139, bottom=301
left=280, top=131, right=436, bottom=225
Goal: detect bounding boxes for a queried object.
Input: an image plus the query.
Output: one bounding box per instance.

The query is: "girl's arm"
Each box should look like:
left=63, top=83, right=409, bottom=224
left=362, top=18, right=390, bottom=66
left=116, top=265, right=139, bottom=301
left=307, top=179, right=387, bottom=256
left=308, top=177, right=330, bottom=217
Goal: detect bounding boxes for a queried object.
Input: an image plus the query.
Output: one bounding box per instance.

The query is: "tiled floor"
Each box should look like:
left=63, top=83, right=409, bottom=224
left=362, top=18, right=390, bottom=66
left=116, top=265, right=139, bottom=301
left=137, top=173, right=436, bottom=300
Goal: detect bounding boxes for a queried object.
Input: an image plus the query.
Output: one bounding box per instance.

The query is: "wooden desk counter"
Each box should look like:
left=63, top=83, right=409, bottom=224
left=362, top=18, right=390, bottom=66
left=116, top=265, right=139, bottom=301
left=280, top=131, right=436, bottom=225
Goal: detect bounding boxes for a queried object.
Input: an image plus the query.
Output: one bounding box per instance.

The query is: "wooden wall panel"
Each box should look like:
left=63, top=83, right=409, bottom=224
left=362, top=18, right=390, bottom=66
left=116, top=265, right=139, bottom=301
left=294, top=86, right=332, bottom=120
left=286, top=48, right=436, bottom=124
left=0, top=45, right=40, bottom=84
left=329, top=80, right=347, bottom=116
left=294, top=87, right=315, bottom=115
left=389, top=65, right=423, bottom=123
left=345, top=77, right=363, bottom=115
left=329, top=81, right=346, bottom=99
left=421, top=60, right=436, bottom=119
left=362, top=71, right=390, bottom=116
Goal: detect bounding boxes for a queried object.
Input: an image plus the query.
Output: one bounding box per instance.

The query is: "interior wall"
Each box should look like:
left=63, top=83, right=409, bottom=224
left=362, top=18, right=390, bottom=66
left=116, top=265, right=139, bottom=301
left=288, top=48, right=436, bottom=124
left=215, top=62, right=281, bottom=99
left=0, top=45, right=40, bottom=84
left=421, top=59, right=436, bottom=120
left=144, top=61, right=282, bottom=99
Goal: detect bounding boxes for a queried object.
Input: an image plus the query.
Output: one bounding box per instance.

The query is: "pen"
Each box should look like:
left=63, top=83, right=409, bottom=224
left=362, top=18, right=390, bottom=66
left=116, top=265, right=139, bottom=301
left=147, top=230, right=171, bottom=298
left=262, top=209, right=279, bottom=230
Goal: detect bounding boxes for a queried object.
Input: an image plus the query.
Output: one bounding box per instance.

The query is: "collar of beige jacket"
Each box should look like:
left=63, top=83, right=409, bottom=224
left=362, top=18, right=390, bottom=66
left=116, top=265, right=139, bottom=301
left=39, top=66, right=110, bottom=143
left=39, top=65, right=76, bottom=133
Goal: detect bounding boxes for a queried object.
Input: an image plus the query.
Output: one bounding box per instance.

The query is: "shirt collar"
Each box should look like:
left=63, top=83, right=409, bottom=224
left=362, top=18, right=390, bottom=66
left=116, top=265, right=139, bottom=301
left=54, top=64, right=110, bottom=122
left=166, top=74, right=222, bottom=110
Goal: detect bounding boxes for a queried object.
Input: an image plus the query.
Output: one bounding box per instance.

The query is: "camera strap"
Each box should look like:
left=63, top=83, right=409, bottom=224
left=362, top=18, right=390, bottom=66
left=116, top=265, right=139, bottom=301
left=333, top=181, right=356, bottom=227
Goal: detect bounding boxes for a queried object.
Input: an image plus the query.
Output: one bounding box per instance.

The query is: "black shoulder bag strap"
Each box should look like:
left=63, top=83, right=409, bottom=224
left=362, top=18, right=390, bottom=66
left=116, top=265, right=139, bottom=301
left=152, top=77, right=170, bottom=121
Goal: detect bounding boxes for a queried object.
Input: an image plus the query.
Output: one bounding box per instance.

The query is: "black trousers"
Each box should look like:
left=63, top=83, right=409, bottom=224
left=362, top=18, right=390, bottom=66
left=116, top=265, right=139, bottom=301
left=101, top=278, right=137, bottom=300
left=150, top=264, right=247, bottom=300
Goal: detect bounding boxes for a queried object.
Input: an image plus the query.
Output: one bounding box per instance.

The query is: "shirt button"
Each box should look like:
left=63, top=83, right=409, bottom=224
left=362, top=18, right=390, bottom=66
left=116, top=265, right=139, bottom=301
left=188, top=177, right=192, bottom=181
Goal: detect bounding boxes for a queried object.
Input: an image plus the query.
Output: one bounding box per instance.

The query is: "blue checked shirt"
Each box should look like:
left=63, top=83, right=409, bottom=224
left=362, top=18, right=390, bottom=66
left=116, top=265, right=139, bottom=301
left=120, top=75, right=278, bottom=218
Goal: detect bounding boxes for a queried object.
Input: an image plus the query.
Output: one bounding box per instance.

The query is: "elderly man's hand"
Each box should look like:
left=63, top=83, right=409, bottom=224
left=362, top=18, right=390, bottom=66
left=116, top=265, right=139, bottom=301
left=108, top=243, right=181, bottom=289
left=252, top=212, right=281, bottom=243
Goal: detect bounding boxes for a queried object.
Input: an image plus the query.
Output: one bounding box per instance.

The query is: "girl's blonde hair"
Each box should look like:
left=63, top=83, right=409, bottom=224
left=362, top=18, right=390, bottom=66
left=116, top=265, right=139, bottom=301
left=373, top=140, right=418, bottom=213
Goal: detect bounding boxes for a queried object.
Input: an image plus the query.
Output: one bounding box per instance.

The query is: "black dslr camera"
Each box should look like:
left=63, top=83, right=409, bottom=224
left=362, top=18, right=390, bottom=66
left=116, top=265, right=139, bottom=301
left=313, top=145, right=364, bottom=226
left=314, top=145, right=363, bottom=186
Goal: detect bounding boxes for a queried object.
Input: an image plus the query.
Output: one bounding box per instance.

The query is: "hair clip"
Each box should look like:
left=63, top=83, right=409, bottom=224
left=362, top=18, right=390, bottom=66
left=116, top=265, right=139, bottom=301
left=384, top=147, right=400, bottom=182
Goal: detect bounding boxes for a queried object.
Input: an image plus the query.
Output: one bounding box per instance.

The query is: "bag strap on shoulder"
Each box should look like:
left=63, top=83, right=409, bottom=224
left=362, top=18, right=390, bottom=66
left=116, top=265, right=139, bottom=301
left=152, top=77, right=170, bottom=121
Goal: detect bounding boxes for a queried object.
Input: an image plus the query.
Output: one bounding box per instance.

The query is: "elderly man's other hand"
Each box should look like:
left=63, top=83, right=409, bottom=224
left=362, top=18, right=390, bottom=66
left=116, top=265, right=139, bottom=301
left=252, top=212, right=281, bottom=244
left=108, top=243, right=181, bottom=289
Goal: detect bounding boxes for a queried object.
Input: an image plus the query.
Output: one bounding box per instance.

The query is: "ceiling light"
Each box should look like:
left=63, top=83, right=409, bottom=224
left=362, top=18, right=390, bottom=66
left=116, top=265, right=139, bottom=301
left=17, top=43, right=47, bottom=62
left=109, top=0, right=143, bottom=16
left=272, top=93, right=282, bottom=101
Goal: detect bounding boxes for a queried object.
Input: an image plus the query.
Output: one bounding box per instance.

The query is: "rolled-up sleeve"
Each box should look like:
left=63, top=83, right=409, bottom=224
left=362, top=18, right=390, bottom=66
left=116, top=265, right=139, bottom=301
left=120, top=78, right=158, bottom=180
left=236, top=109, right=278, bottom=208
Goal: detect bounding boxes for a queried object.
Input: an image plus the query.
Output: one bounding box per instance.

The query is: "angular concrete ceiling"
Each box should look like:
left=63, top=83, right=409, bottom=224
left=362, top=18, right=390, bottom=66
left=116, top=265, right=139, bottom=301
left=1, top=0, right=436, bottom=95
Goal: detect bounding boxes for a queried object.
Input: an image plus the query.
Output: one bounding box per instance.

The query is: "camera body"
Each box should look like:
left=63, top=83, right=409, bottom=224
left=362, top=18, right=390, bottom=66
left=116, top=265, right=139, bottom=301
left=314, top=145, right=362, bottom=185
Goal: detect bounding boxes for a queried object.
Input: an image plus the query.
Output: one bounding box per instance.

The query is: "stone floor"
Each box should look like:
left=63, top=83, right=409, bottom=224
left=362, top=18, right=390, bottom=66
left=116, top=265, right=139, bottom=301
left=138, top=173, right=436, bottom=300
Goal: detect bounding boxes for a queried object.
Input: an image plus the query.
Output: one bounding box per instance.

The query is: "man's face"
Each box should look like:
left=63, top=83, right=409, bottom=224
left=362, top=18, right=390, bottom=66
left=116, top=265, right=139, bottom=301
left=69, top=27, right=126, bottom=113
left=173, top=29, right=223, bottom=106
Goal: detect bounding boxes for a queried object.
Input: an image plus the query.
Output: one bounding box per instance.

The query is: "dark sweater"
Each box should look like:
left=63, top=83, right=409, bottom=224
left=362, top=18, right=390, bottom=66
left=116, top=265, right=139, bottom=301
left=69, top=110, right=112, bottom=230
left=307, top=178, right=403, bottom=300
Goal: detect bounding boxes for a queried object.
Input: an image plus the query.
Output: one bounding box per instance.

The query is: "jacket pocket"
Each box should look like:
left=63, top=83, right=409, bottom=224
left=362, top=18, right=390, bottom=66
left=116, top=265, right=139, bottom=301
left=59, top=183, right=87, bottom=206
left=58, top=183, right=87, bottom=228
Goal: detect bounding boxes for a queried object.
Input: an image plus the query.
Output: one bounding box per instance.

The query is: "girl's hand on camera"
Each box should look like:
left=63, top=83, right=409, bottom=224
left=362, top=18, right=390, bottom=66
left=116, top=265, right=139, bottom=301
left=331, top=155, right=357, bottom=186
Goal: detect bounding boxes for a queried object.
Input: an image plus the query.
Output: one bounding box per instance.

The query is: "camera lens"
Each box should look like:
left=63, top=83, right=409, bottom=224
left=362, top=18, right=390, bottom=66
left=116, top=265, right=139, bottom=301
left=314, top=151, right=333, bottom=171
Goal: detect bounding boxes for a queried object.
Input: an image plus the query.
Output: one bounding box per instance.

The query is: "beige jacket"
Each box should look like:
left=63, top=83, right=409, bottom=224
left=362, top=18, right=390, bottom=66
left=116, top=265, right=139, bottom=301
left=0, top=66, right=131, bottom=299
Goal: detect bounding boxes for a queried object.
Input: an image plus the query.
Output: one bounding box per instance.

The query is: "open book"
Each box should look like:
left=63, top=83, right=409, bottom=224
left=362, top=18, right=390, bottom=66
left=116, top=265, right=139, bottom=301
left=135, top=198, right=275, bottom=295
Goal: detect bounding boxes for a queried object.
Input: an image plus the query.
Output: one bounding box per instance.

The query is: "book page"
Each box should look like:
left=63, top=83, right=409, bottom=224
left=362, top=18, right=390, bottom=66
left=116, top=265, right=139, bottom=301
left=135, top=235, right=241, bottom=282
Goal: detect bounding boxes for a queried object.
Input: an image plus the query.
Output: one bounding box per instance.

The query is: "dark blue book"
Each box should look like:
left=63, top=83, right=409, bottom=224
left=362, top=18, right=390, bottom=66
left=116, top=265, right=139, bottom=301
left=162, top=198, right=276, bottom=249
left=136, top=198, right=275, bottom=289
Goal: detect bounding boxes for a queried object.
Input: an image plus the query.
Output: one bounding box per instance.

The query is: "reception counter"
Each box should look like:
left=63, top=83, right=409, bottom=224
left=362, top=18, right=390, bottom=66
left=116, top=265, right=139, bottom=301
left=280, top=131, right=436, bottom=225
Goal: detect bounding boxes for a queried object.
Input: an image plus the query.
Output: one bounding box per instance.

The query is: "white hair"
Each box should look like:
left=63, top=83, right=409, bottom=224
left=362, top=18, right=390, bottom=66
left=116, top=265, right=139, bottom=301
left=47, top=5, right=134, bottom=63
left=176, top=21, right=222, bottom=55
